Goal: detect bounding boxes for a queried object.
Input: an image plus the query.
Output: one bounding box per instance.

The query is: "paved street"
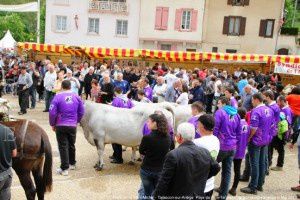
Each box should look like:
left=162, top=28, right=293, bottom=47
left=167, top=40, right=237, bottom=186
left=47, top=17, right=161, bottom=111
left=6, top=95, right=299, bottom=200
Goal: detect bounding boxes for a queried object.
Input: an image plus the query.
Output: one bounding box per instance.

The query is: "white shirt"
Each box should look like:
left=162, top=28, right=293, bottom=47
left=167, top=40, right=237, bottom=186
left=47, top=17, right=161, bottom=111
left=164, top=73, right=178, bottom=88
left=44, top=71, right=57, bottom=91
left=79, top=68, right=89, bottom=82
left=153, top=83, right=167, bottom=103
left=194, top=135, right=220, bottom=193
left=176, top=92, right=189, bottom=105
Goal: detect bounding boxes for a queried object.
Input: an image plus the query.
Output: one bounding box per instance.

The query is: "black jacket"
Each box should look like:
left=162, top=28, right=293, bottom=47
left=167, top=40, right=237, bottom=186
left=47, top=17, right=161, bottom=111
left=153, top=141, right=220, bottom=199
left=139, top=131, right=172, bottom=172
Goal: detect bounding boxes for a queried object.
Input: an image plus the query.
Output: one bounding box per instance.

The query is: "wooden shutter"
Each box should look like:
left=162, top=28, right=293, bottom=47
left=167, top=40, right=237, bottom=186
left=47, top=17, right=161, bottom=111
left=239, top=17, right=246, bottom=35
left=223, top=16, right=230, bottom=35
left=67, top=16, right=71, bottom=32
left=155, top=7, right=163, bottom=30
left=243, top=0, right=250, bottom=5
left=191, top=10, right=198, bottom=31
left=174, top=9, right=182, bottom=31
left=227, top=0, right=233, bottom=5
left=259, top=19, right=267, bottom=37
left=161, top=7, right=169, bottom=30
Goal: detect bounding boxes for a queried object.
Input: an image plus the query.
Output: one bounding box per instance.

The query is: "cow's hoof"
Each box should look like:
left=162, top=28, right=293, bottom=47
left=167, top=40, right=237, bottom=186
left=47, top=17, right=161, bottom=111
left=95, top=165, right=103, bottom=171
left=128, top=161, right=135, bottom=165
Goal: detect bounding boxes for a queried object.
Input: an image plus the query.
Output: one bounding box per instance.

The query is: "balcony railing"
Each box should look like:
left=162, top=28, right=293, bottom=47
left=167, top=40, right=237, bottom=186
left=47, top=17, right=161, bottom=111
left=89, top=1, right=128, bottom=14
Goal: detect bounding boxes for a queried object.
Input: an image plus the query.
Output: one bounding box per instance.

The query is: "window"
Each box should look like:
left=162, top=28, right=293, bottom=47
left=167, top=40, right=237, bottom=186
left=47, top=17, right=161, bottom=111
left=161, top=44, right=172, bottom=51
left=113, top=0, right=126, bottom=2
left=226, top=49, right=237, bottom=53
left=223, top=16, right=246, bottom=36
left=88, top=18, right=99, bottom=34
left=56, top=16, right=67, bottom=32
left=186, top=49, right=196, bottom=52
left=227, top=0, right=250, bottom=6
left=212, top=47, right=218, bottom=52
left=155, top=7, right=169, bottom=30
left=116, top=20, right=128, bottom=36
left=181, top=10, right=191, bottom=30
left=259, top=19, right=275, bottom=38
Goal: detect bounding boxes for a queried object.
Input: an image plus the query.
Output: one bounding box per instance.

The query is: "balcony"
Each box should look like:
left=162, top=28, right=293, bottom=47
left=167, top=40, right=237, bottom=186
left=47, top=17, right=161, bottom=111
left=89, top=1, right=128, bottom=14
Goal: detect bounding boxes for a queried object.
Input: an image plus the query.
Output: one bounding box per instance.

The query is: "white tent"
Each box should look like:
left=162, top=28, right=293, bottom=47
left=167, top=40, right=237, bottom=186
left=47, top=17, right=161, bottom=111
left=0, top=30, right=16, bottom=50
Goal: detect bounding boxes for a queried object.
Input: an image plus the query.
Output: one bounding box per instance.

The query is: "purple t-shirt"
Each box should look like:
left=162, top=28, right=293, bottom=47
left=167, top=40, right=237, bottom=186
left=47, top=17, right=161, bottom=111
left=230, top=97, right=238, bottom=109
left=142, top=123, right=174, bottom=137
left=250, top=104, right=274, bottom=146
left=49, top=91, right=85, bottom=127
left=214, top=109, right=241, bottom=151
left=144, top=86, right=153, bottom=101
left=112, top=95, right=133, bottom=109
left=235, top=119, right=250, bottom=159
left=188, top=115, right=201, bottom=139
left=282, top=105, right=293, bottom=125
left=268, top=102, right=281, bottom=137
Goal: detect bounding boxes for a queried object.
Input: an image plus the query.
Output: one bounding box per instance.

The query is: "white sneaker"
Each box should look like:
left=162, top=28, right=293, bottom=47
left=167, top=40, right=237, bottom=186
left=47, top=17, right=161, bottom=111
left=69, top=165, right=76, bottom=170
left=56, top=168, right=69, bottom=176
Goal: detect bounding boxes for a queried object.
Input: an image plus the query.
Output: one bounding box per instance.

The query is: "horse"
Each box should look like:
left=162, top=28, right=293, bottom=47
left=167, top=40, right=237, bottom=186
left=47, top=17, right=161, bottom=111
left=80, top=101, right=174, bottom=171
left=0, top=101, right=52, bottom=200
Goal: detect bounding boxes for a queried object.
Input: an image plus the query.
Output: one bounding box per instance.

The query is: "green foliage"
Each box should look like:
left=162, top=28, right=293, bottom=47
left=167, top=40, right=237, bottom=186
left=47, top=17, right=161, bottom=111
left=284, top=0, right=300, bottom=28
left=0, top=0, right=46, bottom=42
left=281, top=27, right=299, bottom=35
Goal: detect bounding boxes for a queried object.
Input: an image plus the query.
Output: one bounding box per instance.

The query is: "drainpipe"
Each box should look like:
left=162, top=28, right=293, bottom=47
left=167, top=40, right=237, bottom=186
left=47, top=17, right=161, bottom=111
left=274, top=0, right=285, bottom=54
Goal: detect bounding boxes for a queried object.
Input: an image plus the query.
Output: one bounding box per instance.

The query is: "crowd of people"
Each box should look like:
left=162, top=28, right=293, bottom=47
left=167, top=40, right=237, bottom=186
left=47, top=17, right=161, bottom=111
left=0, top=52, right=300, bottom=200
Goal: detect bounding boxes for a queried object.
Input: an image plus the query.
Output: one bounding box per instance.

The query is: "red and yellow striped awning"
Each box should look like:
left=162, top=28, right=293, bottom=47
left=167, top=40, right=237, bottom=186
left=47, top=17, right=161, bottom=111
left=18, top=42, right=64, bottom=53
left=17, top=42, right=300, bottom=64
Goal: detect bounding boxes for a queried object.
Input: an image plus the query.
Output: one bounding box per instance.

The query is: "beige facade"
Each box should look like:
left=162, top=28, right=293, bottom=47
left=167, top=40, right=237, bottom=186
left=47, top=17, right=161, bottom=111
left=202, top=0, right=285, bottom=54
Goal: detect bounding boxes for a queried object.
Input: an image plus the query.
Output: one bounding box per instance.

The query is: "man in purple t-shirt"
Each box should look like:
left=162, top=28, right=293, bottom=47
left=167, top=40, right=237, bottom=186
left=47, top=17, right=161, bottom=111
left=110, top=87, right=133, bottom=164
left=214, top=97, right=241, bottom=200
left=241, top=93, right=274, bottom=195
left=49, top=80, right=85, bottom=176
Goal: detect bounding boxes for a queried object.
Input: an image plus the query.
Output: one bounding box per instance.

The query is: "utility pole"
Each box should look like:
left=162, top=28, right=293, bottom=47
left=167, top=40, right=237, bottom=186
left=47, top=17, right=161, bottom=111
left=37, top=0, right=41, bottom=43
left=292, top=0, right=298, bottom=26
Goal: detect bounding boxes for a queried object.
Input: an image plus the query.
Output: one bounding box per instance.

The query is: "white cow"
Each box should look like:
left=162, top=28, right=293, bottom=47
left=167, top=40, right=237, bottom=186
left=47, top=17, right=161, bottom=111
left=80, top=101, right=174, bottom=170
left=133, top=101, right=192, bottom=131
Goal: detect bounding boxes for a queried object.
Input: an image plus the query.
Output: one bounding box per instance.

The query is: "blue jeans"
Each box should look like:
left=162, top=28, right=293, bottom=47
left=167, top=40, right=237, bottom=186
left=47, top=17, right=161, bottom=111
left=217, top=149, right=235, bottom=200
left=140, top=169, right=160, bottom=199
left=29, top=86, right=37, bottom=108
left=248, top=143, right=267, bottom=190
left=138, top=183, right=145, bottom=200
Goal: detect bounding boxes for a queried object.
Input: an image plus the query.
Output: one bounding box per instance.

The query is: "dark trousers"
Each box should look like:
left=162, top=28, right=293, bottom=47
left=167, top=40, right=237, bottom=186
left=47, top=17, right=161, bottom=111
left=56, top=126, right=77, bottom=170
left=205, top=93, right=214, bottom=114
left=29, top=86, right=37, bottom=108
left=204, top=190, right=213, bottom=200
left=269, top=137, right=285, bottom=167
left=112, top=143, right=123, bottom=162
left=241, top=153, right=251, bottom=179
left=217, top=150, right=235, bottom=200
left=248, top=143, right=267, bottom=190
left=79, top=81, right=84, bottom=96
left=18, top=88, right=29, bottom=113
left=140, top=169, right=160, bottom=198
left=231, top=159, right=242, bottom=189
left=45, top=90, right=55, bottom=111
left=0, top=175, right=12, bottom=200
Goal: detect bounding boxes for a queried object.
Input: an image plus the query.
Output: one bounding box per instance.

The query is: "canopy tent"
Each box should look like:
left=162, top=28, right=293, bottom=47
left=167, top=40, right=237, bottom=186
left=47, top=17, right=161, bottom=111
left=0, top=30, right=16, bottom=50
left=17, top=42, right=300, bottom=64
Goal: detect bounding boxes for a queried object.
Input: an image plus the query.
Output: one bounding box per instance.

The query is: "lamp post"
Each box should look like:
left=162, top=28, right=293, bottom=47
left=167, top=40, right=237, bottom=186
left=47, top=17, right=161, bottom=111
left=37, top=0, right=41, bottom=43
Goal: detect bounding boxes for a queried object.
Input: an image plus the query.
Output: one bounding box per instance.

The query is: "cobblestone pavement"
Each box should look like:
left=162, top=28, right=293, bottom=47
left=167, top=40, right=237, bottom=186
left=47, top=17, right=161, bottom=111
left=5, top=95, right=299, bottom=200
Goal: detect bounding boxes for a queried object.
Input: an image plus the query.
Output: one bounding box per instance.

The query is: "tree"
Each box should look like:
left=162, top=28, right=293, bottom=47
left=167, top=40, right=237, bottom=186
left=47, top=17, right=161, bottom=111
left=284, top=0, right=300, bottom=28
left=0, top=13, right=34, bottom=41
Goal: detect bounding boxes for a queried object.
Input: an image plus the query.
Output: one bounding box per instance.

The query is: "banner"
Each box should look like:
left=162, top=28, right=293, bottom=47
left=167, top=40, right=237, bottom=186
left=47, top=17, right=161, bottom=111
left=0, top=2, right=38, bottom=12
left=274, top=62, right=300, bottom=76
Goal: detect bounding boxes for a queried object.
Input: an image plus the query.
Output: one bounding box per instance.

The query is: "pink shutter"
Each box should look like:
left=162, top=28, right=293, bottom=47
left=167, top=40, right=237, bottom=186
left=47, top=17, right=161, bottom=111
left=191, top=10, right=198, bottom=31
left=155, top=7, right=163, bottom=30
left=161, top=7, right=169, bottom=30
left=171, top=44, right=177, bottom=51
left=174, top=9, right=182, bottom=31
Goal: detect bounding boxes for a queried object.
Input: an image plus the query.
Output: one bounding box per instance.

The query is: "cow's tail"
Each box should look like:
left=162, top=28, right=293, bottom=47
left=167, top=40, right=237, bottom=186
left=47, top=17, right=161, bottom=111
left=41, top=133, right=53, bottom=192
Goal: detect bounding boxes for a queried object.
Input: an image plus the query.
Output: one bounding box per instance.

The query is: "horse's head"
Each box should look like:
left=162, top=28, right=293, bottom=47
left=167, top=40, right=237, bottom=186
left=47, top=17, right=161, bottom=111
left=0, top=98, right=10, bottom=122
